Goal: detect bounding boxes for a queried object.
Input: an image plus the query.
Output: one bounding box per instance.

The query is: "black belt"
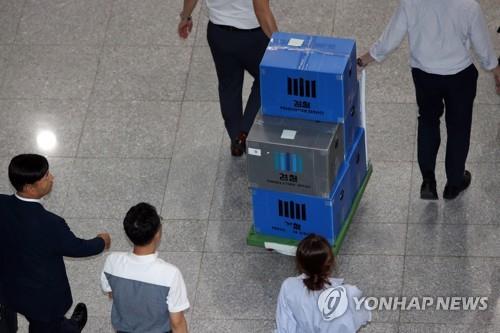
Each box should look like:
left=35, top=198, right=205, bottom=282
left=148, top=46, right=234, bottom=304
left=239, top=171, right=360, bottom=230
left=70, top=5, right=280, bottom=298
left=211, top=22, right=260, bottom=32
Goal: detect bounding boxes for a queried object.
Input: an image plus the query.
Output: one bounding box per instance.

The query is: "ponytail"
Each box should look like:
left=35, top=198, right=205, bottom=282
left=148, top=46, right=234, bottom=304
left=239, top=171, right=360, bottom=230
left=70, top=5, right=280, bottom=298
left=296, top=234, right=335, bottom=291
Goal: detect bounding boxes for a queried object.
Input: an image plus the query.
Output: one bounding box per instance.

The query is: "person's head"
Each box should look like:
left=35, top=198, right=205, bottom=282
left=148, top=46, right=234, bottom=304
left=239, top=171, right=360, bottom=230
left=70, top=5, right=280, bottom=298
left=8, top=154, right=53, bottom=198
left=123, top=202, right=162, bottom=249
left=296, top=234, right=335, bottom=291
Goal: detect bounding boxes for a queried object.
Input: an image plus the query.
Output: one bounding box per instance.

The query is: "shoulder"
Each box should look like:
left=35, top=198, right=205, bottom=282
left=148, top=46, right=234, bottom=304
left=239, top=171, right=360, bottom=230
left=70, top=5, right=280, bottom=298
left=280, top=276, right=304, bottom=292
left=155, top=258, right=183, bottom=279
left=0, top=194, right=11, bottom=208
left=38, top=209, right=68, bottom=232
left=145, top=258, right=187, bottom=290
left=103, top=252, right=129, bottom=270
left=341, top=283, right=364, bottom=298
left=44, top=209, right=65, bottom=222
left=104, top=251, right=128, bottom=264
left=467, top=0, right=481, bottom=14
left=452, top=0, right=481, bottom=13
left=399, top=0, right=413, bottom=8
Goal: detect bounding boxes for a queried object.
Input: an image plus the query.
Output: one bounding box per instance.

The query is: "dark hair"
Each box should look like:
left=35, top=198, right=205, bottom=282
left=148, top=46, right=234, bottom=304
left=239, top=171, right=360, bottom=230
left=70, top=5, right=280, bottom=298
left=8, top=154, right=49, bottom=192
left=296, top=234, right=335, bottom=291
left=123, top=203, right=161, bottom=246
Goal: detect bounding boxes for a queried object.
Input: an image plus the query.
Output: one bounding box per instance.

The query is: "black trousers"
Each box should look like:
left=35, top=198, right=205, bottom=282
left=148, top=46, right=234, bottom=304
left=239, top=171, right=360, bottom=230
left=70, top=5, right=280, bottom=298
left=26, top=317, right=79, bottom=333
left=0, top=304, right=17, bottom=333
left=411, top=64, right=478, bottom=186
left=207, top=21, right=269, bottom=140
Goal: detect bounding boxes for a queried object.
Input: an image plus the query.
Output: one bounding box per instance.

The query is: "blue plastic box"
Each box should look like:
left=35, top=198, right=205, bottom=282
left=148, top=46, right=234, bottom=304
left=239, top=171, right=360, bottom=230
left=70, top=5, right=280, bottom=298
left=252, top=162, right=352, bottom=244
left=260, top=32, right=357, bottom=123
left=343, top=83, right=362, bottom=153
left=346, top=128, right=368, bottom=206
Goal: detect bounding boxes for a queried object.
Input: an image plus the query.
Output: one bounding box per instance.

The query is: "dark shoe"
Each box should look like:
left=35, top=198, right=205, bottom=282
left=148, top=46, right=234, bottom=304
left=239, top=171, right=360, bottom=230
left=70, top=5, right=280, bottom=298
left=420, top=179, right=438, bottom=200
left=443, top=170, right=471, bottom=200
left=230, top=141, right=244, bottom=156
left=230, top=132, right=248, bottom=157
left=70, top=303, right=87, bottom=331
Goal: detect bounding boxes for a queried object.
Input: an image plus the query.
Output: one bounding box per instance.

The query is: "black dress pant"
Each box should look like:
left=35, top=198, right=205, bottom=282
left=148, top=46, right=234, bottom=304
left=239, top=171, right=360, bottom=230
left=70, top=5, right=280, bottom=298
left=411, top=64, right=478, bottom=186
left=26, top=317, right=79, bottom=333
left=0, top=304, right=17, bottom=333
left=207, top=21, right=269, bottom=141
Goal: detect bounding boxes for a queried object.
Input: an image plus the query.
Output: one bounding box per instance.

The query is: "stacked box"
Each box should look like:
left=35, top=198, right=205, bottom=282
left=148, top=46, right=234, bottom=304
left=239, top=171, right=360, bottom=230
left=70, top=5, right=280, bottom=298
left=345, top=128, right=368, bottom=206
left=252, top=163, right=352, bottom=244
left=249, top=32, right=368, bottom=245
left=344, top=85, right=362, bottom=152
left=247, top=114, right=344, bottom=198
left=260, top=32, right=357, bottom=124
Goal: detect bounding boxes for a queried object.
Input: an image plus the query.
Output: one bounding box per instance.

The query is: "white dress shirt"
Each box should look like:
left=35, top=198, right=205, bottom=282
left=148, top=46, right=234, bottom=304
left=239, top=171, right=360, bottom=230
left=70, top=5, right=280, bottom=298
left=370, top=0, right=497, bottom=74
left=275, top=275, right=371, bottom=333
left=206, top=0, right=260, bottom=29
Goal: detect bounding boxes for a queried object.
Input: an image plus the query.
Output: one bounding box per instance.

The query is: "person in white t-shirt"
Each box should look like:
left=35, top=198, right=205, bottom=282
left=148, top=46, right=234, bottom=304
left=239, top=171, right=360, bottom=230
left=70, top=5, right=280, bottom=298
left=275, top=234, right=371, bottom=333
left=357, top=0, right=499, bottom=201
left=101, top=203, right=190, bottom=333
left=178, top=0, right=278, bottom=157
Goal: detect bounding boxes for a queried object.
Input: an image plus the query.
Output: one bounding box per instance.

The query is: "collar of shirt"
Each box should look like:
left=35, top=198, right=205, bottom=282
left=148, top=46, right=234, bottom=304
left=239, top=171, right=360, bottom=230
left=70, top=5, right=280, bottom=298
left=297, top=273, right=344, bottom=286
left=15, top=193, right=42, bottom=204
left=128, top=252, right=159, bottom=263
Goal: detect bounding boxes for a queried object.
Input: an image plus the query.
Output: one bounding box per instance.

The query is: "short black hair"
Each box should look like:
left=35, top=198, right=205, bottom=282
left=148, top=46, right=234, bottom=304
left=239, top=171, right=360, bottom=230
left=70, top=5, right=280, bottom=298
left=123, top=202, right=161, bottom=246
left=8, top=154, right=49, bottom=192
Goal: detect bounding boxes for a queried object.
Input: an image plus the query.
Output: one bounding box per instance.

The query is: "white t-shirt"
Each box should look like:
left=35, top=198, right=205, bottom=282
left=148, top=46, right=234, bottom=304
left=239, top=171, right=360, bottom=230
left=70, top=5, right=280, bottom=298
left=276, top=275, right=371, bottom=333
left=101, top=252, right=189, bottom=333
left=206, top=0, right=260, bottom=29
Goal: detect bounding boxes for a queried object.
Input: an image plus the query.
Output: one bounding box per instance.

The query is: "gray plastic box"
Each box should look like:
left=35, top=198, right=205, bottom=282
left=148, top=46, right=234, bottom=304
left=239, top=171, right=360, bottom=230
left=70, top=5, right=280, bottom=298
left=247, top=113, right=344, bottom=197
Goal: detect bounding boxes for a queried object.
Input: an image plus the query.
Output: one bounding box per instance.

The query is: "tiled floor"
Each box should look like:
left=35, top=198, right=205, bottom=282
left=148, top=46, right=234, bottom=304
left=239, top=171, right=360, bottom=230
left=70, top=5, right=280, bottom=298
left=0, top=0, right=499, bottom=332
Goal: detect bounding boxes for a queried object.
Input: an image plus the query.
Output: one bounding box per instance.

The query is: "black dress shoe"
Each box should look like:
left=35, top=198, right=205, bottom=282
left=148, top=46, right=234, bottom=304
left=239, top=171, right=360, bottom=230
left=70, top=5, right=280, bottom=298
left=70, top=303, right=87, bottom=331
left=230, top=132, right=248, bottom=157
left=230, top=141, right=244, bottom=156
left=443, top=170, right=471, bottom=200
left=420, top=179, right=438, bottom=200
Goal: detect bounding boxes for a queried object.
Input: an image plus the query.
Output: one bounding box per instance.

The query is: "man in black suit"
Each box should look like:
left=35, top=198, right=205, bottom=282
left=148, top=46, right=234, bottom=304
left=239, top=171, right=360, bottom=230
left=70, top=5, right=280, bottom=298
left=0, top=154, right=111, bottom=333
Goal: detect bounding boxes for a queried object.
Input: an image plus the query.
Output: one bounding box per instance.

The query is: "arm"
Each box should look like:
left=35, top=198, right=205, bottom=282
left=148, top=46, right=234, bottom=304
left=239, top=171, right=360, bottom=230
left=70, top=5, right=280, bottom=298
left=275, top=282, right=297, bottom=333
left=253, top=0, right=278, bottom=38
left=494, top=65, right=500, bottom=95
left=54, top=219, right=107, bottom=257
left=347, top=285, right=371, bottom=330
left=167, top=269, right=190, bottom=332
left=468, top=4, right=499, bottom=94
left=170, top=311, right=188, bottom=333
left=368, top=1, right=408, bottom=63
left=468, top=3, right=497, bottom=72
left=178, top=0, right=199, bottom=39
left=100, top=258, right=113, bottom=297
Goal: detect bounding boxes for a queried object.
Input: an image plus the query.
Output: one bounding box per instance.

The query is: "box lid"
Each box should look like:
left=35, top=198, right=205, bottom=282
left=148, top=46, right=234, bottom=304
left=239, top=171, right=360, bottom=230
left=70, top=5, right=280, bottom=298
left=248, top=113, right=341, bottom=150
left=261, top=32, right=356, bottom=74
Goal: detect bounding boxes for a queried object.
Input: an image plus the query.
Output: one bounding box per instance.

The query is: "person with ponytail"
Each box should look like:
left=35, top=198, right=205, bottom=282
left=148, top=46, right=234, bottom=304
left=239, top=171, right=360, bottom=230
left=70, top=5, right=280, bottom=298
left=275, top=234, right=371, bottom=333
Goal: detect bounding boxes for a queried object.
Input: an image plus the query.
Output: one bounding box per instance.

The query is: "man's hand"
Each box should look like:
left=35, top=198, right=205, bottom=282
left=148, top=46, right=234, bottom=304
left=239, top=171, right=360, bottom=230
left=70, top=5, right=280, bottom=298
left=357, top=52, right=375, bottom=71
left=253, top=0, right=278, bottom=38
left=493, top=65, right=500, bottom=95
left=97, top=233, right=111, bottom=250
left=178, top=0, right=198, bottom=39
left=178, top=18, right=193, bottom=39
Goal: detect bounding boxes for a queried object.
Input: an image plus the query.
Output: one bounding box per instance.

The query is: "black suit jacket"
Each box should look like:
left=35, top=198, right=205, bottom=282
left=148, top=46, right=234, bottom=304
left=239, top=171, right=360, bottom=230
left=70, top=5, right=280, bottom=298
left=0, top=194, right=104, bottom=321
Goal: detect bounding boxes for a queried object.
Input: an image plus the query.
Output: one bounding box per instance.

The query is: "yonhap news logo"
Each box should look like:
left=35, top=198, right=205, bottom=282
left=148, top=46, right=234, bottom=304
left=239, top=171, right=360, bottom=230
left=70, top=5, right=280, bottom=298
left=317, top=294, right=488, bottom=322
left=353, top=296, right=489, bottom=311
left=317, top=286, right=349, bottom=321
